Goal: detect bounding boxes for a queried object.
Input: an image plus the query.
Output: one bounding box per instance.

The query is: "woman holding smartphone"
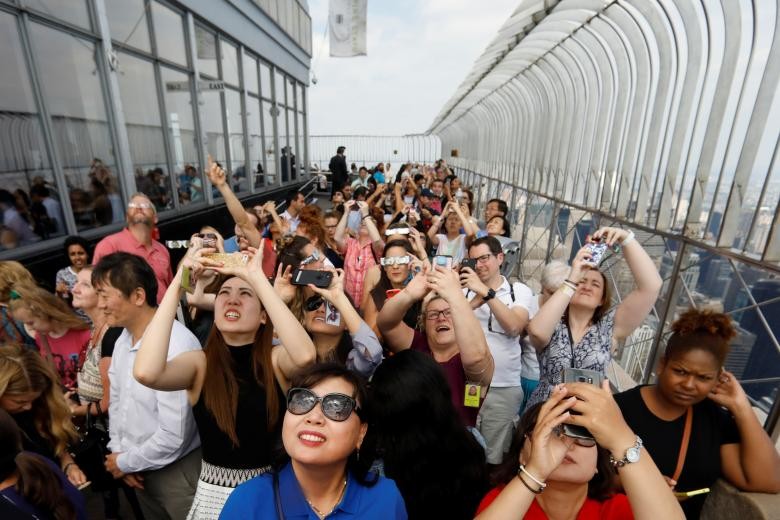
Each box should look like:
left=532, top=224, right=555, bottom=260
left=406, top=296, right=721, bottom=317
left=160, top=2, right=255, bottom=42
left=427, top=201, right=478, bottom=266
left=615, top=309, right=780, bottom=518
left=525, top=227, right=661, bottom=410
left=333, top=200, right=384, bottom=308
left=133, top=240, right=316, bottom=518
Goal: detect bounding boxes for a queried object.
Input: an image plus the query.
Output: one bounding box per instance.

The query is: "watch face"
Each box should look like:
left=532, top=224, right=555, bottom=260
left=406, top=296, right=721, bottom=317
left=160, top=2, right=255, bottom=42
left=626, top=447, right=640, bottom=463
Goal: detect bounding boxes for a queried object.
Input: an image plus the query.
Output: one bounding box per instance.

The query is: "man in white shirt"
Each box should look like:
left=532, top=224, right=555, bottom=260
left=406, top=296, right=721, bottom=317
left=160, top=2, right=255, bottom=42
left=351, top=166, right=370, bottom=190
left=280, top=191, right=305, bottom=233
left=93, top=252, right=201, bottom=520
left=460, top=236, right=534, bottom=465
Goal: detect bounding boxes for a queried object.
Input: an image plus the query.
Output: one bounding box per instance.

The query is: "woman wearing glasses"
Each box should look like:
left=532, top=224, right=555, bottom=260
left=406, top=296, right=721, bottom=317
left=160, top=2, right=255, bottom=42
left=301, top=269, right=382, bottom=379
left=476, top=383, right=683, bottom=520
left=220, top=363, right=406, bottom=519
left=133, top=240, right=316, bottom=519
left=362, top=240, right=423, bottom=343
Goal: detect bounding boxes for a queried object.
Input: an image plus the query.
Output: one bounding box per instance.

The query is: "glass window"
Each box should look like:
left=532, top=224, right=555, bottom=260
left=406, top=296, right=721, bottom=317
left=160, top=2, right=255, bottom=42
left=224, top=89, right=247, bottom=192
left=21, top=0, right=91, bottom=30
left=259, top=62, right=272, bottom=99
left=243, top=53, right=258, bottom=95
left=275, top=69, right=286, bottom=106
left=297, top=84, right=305, bottom=112
left=105, top=0, right=150, bottom=52
left=297, top=111, right=305, bottom=179
left=160, top=67, right=203, bottom=205
left=287, top=79, right=295, bottom=110
left=116, top=53, right=171, bottom=212
left=29, top=23, right=121, bottom=232
left=246, top=95, right=264, bottom=188
left=220, top=40, right=239, bottom=86
left=286, top=108, right=297, bottom=181
left=269, top=0, right=278, bottom=21
left=195, top=24, right=218, bottom=78
left=262, top=100, right=276, bottom=184
left=277, top=106, right=288, bottom=182
left=151, top=1, right=187, bottom=66
left=0, top=12, right=55, bottom=246
left=201, top=91, right=226, bottom=198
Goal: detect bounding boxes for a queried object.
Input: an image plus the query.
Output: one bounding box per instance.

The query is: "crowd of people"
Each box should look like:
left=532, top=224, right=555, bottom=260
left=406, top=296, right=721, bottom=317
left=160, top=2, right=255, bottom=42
left=0, top=150, right=778, bottom=520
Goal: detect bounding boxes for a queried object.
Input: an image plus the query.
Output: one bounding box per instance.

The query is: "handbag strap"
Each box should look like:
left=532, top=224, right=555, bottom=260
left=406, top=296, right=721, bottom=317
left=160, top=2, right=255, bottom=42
left=273, top=471, right=285, bottom=520
left=672, top=406, right=693, bottom=482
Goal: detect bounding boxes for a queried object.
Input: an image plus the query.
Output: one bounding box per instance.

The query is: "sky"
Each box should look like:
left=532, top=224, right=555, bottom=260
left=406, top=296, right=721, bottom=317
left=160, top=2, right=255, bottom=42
left=306, top=0, right=519, bottom=136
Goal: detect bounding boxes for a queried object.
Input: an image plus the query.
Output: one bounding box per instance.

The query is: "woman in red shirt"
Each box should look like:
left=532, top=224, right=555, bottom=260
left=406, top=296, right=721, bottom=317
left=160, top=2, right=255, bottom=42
left=476, top=382, right=683, bottom=520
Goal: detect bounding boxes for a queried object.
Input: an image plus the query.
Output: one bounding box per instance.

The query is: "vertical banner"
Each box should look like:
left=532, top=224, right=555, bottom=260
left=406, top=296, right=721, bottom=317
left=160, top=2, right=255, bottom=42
left=329, top=0, right=367, bottom=57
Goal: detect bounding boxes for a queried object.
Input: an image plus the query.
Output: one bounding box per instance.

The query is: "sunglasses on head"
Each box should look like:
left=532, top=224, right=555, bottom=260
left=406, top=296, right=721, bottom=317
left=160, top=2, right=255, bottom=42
left=286, top=387, right=359, bottom=422
left=304, top=295, right=325, bottom=312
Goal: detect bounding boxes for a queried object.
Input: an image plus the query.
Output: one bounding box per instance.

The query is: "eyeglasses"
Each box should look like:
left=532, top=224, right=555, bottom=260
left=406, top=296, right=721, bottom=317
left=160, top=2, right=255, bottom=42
left=424, top=308, right=452, bottom=321
left=304, top=295, right=325, bottom=312
left=380, top=255, right=411, bottom=266
left=385, top=228, right=411, bottom=236
left=564, top=435, right=597, bottom=448
left=300, top=249, right=321, bottom=266
left=473, top=253, right=494, bottom=264
left=286, top=387, right=359, bottom=422
left=128, top=202, right=153, bottom=210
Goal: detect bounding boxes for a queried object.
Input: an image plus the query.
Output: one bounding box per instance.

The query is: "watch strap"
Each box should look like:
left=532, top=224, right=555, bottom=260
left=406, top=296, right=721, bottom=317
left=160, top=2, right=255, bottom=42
left=483, top=288, right=496, bottom=302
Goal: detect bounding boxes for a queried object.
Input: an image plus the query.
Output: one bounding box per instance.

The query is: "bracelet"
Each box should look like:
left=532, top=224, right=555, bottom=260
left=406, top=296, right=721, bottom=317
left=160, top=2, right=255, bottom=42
left=562, top=280, right=578, bottom=291
left=63, top=462, right=75, bottom=474
left=559, top=284, right=575, bottom=298
left=518, top=464, right=546, bottom=488
left=564, top=278, right=579, bottom=287
left=361, top=214, right=371, bottom=220
left=621, top=231, right=636, bottom=247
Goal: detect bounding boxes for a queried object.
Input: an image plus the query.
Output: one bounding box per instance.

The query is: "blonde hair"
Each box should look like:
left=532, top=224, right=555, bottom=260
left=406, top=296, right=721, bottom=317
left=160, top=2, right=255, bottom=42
left=0, top=344, right=78, bottom=457
left=0, top=261, right=35, bottom=303
left=9, top=284, right=88, bottom=332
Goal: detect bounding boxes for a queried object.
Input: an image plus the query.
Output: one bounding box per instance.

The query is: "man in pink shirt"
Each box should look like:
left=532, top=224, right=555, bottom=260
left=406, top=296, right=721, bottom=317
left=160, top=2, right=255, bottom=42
left=92, top=193, right=172, bottom=303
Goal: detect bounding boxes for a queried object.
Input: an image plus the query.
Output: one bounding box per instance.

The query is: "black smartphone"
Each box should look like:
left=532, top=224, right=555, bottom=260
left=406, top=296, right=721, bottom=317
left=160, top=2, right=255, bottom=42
left=291, top=269, right=333, bottom=288
left=460, top=258, right=477, bottom=272
left=561, top=367, right=604, bottom=441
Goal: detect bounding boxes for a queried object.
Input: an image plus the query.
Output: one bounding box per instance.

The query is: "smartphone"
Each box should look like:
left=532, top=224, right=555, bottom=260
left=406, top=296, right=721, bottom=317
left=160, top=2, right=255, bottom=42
left=291, top=269, right=333, bottom=288
left=460, top=258, right=477, bottom=272
left=203, top=252, right=248, bottom=267
left=584, top=239, right=608, bottom=267
left=561, top=368, right=605, bottom=441
left=674, top=488, right=710, bottom=499
left=433, top=255, right=453, bottom=269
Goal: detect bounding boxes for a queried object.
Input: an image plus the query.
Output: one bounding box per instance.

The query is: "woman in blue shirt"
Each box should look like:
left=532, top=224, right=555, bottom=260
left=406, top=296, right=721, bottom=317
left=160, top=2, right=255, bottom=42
left=220, top=363, right=407, bottom=519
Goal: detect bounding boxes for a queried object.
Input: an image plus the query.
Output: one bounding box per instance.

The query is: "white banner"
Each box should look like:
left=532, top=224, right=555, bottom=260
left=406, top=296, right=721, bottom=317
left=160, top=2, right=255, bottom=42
left=329, top=0, right=367, bottom=57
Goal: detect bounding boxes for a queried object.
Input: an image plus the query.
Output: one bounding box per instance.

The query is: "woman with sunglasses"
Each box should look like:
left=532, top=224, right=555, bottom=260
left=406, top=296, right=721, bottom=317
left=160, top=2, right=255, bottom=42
left=362, top=241, right=422, bottom=343
left=220, top=363, right=407, bottom=519
left=476, top=382, right=684, bottom=520
left=301, top=269, right=383, bottom=379
left=134, top=240, right=316, bottom=519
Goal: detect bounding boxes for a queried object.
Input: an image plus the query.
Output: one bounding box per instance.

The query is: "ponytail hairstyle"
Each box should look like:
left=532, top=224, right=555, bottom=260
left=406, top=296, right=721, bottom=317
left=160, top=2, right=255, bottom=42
left=0, top=408, right=77, bottom=520
left=0, top=344, right=78, bottom=458
left=665, top=308, right=736, bottom=366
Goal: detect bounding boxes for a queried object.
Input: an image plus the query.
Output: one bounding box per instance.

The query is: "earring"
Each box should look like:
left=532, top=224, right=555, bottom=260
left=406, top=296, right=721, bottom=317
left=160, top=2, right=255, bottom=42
left=356, top=448, right=360, bottom=462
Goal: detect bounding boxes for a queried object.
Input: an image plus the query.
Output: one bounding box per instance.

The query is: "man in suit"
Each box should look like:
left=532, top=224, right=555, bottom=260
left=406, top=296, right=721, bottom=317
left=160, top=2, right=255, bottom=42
left=328, top=146, right=348, bottom=197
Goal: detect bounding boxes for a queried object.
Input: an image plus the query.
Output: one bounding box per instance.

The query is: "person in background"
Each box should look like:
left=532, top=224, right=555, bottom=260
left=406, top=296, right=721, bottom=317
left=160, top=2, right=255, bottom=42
left=363, top=350, right=487, bottom=520
left=427, top=201, right=478, bottom=266
left=377, top=265, right=493, bottom=428
left=476, top=385, right=684, bottom=520
left=334, top=200, right=384, bottom=308
left=0, top=262, right=36, bottom=348
left=92, top=192, right=173, bottom=304
left=329, top=146, right=349, bottom=198
left=351, top=166, right=370, bottom=190
left=9, top=285, right=90, bottom=391
left=0, top=345, right=87, bottom=489
left=93, top=252, right=201, bottom=520
left=0, top=190, right=38, bottom=246
left=280, top=192, right=306, bottom=234
left=55, top=236, right=91, bottom=308
left=525, top=227, right=662, bottom=409
left=519, top=261, right=569, bottom=415
left=615, top=309, right=780, bottom=519
left=220, top=363, right=407, bottom=519
left=134, top=240, right=315, bottom=518
left=29, top=185, right=65, bottom=236
left=460, top=236, right=535, bottom=467
left=322, top=211, right=344, bottom=268
left=0, top=408, right=86, bottom=520
left=481, top=198, right=508, bottom=228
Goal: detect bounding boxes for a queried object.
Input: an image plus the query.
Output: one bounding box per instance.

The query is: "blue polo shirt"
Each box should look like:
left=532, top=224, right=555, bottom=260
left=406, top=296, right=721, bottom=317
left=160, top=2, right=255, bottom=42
left=220, top=463, right=407, bottom=519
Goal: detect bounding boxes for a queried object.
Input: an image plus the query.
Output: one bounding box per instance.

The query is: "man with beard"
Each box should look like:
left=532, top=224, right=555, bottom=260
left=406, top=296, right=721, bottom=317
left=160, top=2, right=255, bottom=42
left=93, top=193, right=172, bottom=304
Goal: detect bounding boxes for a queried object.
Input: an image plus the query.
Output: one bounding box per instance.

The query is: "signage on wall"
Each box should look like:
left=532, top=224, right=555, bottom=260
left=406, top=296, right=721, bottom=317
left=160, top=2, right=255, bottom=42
left=165, top=80, right=225, bottom=92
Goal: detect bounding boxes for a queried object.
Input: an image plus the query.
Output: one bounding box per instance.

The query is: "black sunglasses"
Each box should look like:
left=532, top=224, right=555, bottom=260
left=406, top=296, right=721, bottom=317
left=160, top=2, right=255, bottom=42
left=304, top=295, right=325, bottom=312
left=286, top=387, right=359, bottom=422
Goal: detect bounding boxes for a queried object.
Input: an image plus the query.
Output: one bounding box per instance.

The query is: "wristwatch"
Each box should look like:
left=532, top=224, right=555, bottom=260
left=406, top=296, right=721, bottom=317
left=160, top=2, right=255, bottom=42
left=483, top=289, right=496, bottom=302
left=609, top=436, right=643, bottom=469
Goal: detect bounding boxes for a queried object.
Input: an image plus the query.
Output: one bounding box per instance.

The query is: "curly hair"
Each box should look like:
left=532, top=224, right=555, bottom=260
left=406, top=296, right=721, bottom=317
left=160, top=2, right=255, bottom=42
left=0, top=344, right=78, bottom=458
left=9, top=283, right=88, bottom=332
left=665, top=308, right=736, bottom=366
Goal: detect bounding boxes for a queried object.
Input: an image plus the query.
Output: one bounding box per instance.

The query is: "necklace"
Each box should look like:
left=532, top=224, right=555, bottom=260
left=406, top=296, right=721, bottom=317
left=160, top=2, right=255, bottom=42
left=306, top=477, right=347, bottom=519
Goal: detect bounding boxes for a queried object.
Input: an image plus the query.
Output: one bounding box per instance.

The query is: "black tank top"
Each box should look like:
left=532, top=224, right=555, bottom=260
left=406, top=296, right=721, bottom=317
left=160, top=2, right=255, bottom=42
left=192, top=343, right=284, bottom=469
